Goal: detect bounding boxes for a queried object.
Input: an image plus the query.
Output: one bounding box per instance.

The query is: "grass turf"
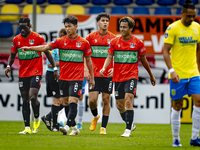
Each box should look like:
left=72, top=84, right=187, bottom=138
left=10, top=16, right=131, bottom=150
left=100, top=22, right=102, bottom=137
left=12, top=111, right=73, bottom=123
left=0, top=121, right=199, bottom=150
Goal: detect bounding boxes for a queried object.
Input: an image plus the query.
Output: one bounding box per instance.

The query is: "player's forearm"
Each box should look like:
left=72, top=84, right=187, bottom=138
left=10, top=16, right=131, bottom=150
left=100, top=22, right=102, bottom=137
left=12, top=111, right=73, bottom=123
left=163, top=43, right=173, bottom=69
left=86, top=57, right=94, bottom=79
left=7, top=53, right=16, bottom=67
left=45, top=51, right=56, bottom=68
left=29, top=45, right=49, bottom=52
left=103, top=54, right=113, bottom=70
left=141, top=56, right=154, bottom=77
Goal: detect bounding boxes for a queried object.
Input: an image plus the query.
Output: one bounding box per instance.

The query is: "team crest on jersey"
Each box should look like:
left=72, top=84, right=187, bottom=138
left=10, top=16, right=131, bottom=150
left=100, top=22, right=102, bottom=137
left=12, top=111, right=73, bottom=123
left=64, top=43, right=67, bottom=46
left=76, top=42, right=82, bottom=48
left=29, top=39, right=34, bottom=45
left=107, top=39, right=112, bottom=44
left=95, top=39, right=97, bottom=43
left=118, top=44, right=120, bottom=48
left=18, top=42, right=20, bottom=45
left=130, top=43, right=135, bottom=48
left=11, top=43, right=14, bottom=47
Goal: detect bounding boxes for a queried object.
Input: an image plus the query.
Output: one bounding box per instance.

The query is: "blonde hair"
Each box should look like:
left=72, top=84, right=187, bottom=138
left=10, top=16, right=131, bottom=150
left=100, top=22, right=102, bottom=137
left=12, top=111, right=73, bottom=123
left=119, top=16, right=135, bottom=28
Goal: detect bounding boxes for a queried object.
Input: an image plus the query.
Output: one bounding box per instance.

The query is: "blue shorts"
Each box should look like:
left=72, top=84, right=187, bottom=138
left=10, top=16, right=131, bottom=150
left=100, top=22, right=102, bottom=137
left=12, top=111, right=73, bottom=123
left=170, top=76, right=200, bottom=100
left=81, top=78, right=86, bottom=95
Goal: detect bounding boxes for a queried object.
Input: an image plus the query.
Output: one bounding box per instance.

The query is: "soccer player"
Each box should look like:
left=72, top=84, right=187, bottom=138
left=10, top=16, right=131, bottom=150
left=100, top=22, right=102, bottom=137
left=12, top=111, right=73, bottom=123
left=163, top=0, right=200, bottom=147
left=21, top=15, right=95, bottom=136
left=86, top=13, right=116, bottom=134
left=41, top=28, right=67, bottom=132
left=100, top=16, right=156, bottom=137
left=5, top=17, right=59, bottom=134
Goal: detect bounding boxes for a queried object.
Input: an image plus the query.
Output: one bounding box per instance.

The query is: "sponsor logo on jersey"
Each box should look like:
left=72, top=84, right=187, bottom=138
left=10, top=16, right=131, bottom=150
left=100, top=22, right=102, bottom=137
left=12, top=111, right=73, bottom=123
left=29, top=39, right=34, bottom=45
left=178, top=36, right=198, bottom=43
left=193, top=28, right=198, bottom=35
left=76, top=42, right=82, bottom=48
left=130, top=43, right=135, bottom=48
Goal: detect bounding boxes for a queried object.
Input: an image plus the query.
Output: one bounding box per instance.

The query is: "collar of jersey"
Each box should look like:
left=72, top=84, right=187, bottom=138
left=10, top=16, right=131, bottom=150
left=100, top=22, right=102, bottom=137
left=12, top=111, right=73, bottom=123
left=67, top=34, right=78, bottom=40
left=98, top=31, right=108, bottom=37
left=122, top=35, right=132, bottom=42
left=22, top=31, right=32, bottom=39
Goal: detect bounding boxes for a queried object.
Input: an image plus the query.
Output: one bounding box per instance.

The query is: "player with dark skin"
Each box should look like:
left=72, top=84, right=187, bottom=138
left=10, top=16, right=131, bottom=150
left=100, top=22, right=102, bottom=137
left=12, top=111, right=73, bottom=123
left=5, top=18, right=59, bottom=134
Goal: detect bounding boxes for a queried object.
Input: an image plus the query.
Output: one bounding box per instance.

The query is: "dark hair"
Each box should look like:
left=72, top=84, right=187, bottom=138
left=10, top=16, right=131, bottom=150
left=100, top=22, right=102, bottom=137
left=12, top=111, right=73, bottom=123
left=119, top=16, right=135, bottom=28
left=59, top=28, right=67, bottom=37
left=19, top=17, right=32, bottom=27
left=62, top=15, right=78, bottom=25
left=182, top=0, right=195, bottom=12
left=96, top=13, right=110, bottom=22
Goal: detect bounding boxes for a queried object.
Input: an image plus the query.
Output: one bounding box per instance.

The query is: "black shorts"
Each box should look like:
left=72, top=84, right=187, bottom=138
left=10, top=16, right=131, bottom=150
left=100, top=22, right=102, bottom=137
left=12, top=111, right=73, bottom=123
left=59, top=80, right=83, bottom=98
left=18, top=75, right=42, bottom=92
left=89, top=77, right=113, bottom=94
left=46, top=71, right=61, bottom=98
left=115, top=78, right=137, bottom=100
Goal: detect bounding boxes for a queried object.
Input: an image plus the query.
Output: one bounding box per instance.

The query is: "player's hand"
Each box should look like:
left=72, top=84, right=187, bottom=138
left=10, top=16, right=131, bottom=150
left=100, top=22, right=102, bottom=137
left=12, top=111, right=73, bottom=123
left=54, top=70, right=59, bottom=82
left=89, top=77, right=95, bottom=89
left=171, top=72, right=179, bottom=83
left=150, top=75, right=156, bottom=86
left=5, top=66, right=10, bottom=78
left=100, top=68, right=105, bottom=76
left=84, top=70, right=91, bottom=81
left=107, top=68, right=113, bottom=78
left=21, top=46, right=30, bottom=52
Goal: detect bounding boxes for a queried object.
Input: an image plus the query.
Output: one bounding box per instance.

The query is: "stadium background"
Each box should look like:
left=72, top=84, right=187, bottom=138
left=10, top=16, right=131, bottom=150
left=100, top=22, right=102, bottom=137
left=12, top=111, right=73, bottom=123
left=0, top=0, right=197, bottom=123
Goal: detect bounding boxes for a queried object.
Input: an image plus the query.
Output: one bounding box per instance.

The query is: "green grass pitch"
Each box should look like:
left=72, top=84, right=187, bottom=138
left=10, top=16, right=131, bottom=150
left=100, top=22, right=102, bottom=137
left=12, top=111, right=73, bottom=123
left=0, top=121, right=199, bottom=150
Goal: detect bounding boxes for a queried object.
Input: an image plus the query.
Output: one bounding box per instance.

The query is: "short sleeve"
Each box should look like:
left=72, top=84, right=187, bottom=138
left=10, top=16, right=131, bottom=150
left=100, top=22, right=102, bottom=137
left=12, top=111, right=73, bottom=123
left=84, top=40, right=92, bottom=57
left=11, top=37, right=17, bottom=54
left=164, top=25, right=175, bottom=45
left=48, top=39, right=60, bottom=50
left=138, top=40, right=146, bottom=56
left=107, top=40, right=114, bottom=55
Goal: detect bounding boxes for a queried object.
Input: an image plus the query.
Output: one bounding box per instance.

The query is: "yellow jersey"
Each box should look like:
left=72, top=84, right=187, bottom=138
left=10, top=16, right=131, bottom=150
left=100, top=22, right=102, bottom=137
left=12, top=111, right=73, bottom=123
left=164, top=20, right=200, bottom=79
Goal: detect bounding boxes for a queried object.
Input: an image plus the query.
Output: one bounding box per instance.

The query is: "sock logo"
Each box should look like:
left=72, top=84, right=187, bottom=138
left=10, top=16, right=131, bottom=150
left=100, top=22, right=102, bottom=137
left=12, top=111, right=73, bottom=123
left=130, top=80, right=134, bottom=90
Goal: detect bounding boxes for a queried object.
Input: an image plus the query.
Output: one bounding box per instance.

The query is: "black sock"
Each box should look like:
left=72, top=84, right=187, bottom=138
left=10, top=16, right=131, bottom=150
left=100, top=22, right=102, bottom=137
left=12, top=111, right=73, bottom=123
left=51, top=105, right=60, bottom=127
left=22, top=101, right=30, bottom=127
left=32, top=102, right=40, bottom=119
left=66, top=103, right=77, bottom=127
left=120, top=111, right=126, bottom=122
left=126, top=110, right=133, bottom=130
left=91, top=108, right=98, bottom=117
left=71, top=120, right=76, bottom=127
left=101, top=115, right=109, bottom=128
left=46, top=112, right=51, bottom=121
left=65, top=105, right=69, bottom=118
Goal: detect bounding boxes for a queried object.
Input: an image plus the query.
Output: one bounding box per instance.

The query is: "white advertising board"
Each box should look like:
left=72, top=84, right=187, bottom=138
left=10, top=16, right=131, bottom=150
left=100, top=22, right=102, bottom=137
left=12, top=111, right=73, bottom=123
left=0, top=83, right=170, bottom=124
